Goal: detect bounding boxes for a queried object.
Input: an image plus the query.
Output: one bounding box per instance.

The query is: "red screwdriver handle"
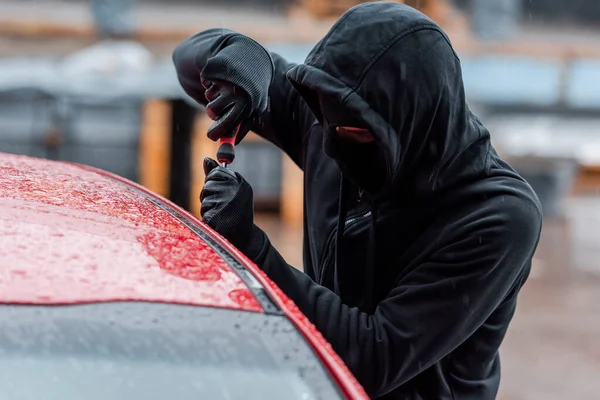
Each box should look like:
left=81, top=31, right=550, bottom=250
left=217, top=125, right=240, bottom=166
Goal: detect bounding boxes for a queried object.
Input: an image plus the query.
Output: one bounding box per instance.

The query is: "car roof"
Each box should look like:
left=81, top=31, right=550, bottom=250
left=0, top=152, right=369, bottom=399
left=0, top=152, right=261, bottom=311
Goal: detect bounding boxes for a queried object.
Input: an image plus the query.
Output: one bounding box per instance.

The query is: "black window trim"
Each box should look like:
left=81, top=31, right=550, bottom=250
left=124, top=184, right=284, bottom=316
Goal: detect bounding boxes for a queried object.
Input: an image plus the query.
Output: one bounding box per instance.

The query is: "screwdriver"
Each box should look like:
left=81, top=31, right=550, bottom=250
left=217, top=124, right=242, bottom=168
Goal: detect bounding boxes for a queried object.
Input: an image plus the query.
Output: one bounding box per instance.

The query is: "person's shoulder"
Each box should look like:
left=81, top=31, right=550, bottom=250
left=443, top=175, right=542, bottom=241
left=491, top=175, right=542, bottom=220
left=477, top=176, right=543, bottom=247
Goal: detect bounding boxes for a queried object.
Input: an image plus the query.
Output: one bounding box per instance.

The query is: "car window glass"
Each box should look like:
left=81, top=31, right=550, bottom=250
left=0, top=303, right=344, bottom=400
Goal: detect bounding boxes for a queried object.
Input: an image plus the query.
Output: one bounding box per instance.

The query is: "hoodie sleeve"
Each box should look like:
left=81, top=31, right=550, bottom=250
left=172, top=29, right=314, bottom=168
left=252, top=202, right=541, bottom=398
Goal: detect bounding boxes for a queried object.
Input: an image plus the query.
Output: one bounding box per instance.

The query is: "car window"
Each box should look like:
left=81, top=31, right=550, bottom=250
left=0, top=303, right=344, bottom=400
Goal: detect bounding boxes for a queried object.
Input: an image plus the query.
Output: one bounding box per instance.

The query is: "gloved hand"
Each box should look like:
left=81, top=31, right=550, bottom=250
left=173, top=29, right=274, bottom=142
left=199, top=33, right=274, bottom=142
left=200, top=157, right=264, bottom=259
left=202, top=78, right=253, bottom=142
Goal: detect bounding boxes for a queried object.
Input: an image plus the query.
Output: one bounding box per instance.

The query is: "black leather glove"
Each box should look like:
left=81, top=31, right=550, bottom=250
left=202, top=78, right=253, bottom=142
left=173, top=30, right=274, bottom=142
left=199, top=34, right=274, bottom=142
left=200, top=158, right=264, bottom=259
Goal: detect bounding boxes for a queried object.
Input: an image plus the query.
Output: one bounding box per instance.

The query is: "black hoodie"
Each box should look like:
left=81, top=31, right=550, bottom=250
left=173, top=3, right=542, bottom=399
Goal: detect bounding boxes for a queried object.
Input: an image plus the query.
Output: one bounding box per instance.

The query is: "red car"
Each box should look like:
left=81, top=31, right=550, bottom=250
left=0, top=152, right=368, bottom=400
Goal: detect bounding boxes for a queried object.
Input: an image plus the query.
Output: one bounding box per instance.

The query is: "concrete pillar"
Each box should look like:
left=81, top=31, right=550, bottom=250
left=90, top=0, right=136, bottom=39
left=471, top=0, right=522, bottom=40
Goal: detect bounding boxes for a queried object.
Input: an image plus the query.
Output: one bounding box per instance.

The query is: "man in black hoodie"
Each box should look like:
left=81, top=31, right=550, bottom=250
left=173, top=2, right=542, bottom=399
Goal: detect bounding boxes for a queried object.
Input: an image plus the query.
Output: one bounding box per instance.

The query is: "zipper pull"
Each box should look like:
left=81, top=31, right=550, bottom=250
left=358, top=187, right=364, bottom=202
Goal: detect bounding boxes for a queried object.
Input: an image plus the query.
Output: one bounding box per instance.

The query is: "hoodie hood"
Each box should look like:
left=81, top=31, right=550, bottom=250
left=286, top=2, right=491, bottom=201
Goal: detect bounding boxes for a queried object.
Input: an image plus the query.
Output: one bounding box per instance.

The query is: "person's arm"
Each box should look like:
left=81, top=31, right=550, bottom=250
left=172, top=29, right=315, bottom=168
left=249, top=52, right=315, bottom=169
left=252, top=200, right=542, bottom=398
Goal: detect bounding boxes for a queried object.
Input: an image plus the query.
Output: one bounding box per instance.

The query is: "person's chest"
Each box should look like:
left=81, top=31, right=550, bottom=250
left=302, top=126, right=370, bottom=279
left=301, top=126, right=438, bottom=294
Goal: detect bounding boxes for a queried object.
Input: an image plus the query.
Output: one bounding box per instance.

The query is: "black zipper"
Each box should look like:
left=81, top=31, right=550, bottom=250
left=317, top=210, right=372, bottom=285
left=345, top=210, right=371, bottom=229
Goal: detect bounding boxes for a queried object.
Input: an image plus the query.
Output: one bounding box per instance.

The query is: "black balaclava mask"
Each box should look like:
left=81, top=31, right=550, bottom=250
left=318, top=94, right=387, bottom=195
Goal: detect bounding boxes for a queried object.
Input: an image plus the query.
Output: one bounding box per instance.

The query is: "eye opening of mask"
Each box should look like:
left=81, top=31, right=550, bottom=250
left=337, top=126, right=374, bottom=144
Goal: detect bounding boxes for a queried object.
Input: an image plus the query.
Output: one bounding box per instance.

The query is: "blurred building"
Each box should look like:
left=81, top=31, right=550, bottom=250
left=0, top=0, right=599, bottom=220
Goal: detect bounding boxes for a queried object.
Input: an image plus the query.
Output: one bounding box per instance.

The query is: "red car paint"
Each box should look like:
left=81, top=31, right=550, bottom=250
left=0, top=152, right=369, bottom=400
left=0, top=153, right=260, bottom=311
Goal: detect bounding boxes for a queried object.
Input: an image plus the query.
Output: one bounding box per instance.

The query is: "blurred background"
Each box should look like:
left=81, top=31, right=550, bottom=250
left=0, top=0, right=598, bottom=398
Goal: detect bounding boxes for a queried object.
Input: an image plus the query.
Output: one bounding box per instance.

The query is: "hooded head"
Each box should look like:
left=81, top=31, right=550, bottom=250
left=286, top=2, right=490, bottom=200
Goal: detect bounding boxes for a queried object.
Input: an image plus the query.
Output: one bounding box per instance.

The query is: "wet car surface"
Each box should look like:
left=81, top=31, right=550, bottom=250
left=0, top=152, right=368, bottom=400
